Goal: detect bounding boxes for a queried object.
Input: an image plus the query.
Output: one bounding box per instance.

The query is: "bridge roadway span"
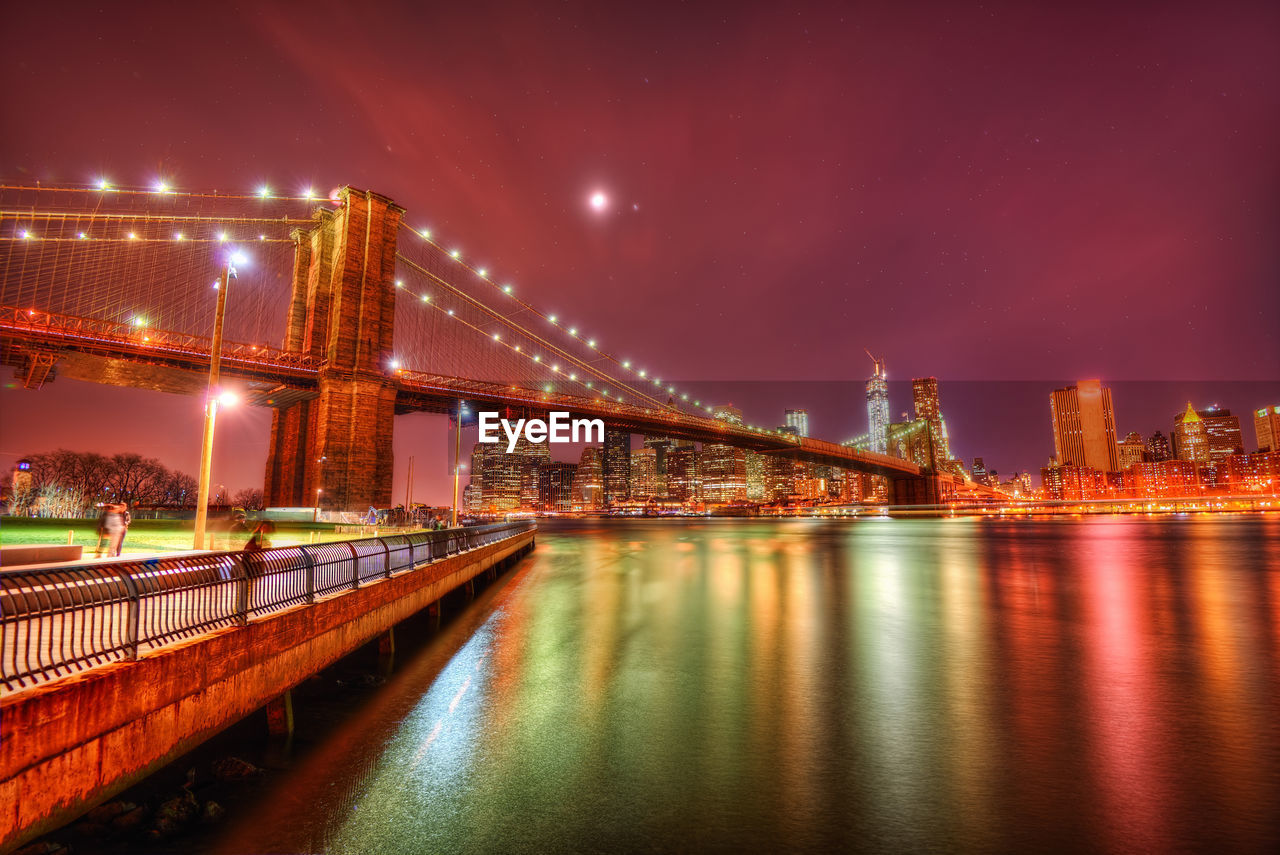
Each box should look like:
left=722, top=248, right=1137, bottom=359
left=0, top=306, right=991, bottom=494
left=0, top=521, right=536, bottom=853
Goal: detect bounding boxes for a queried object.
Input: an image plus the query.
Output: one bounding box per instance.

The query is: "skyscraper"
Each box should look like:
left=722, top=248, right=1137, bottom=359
left=701, top=405, right=748, bottom=502
left=539, top=462, right=578, bottom=512
left=866, top=353, right=889, bottom=455
left=603, top=429, right=631, bottom=506
left=1116, top=431, right=1146, bottom=471
left=1050, top=379, right=1119, bottom=472
left=1198, top=406, right=1242, bottom=462
left=1148, top=430, right=1171, bottom=462
left=1256, top=404, right=1280, bottom=452
left=666, top=445, right=700, bottom=502
left=911, top=377, right=952, bottom=464
left=1172, top=403, right=1210, bottom=463
left=629, top=447, right=661, bottom=499
left=784, top=408, right=809, bottom=438
left=572, top=447, right=603, bottom=510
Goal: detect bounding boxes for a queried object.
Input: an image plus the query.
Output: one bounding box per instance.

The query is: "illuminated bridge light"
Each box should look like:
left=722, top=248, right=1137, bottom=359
left=514, top=345, right=521, bottom=352
left=492, top=333, right=500, bottom=341
left=421, top=294, right=430, bottom=302
left=447, top=309, right=454, bottom=316
left=258, top=185, right=271, bottom=198
left=19, top=230, right=31, bottom=239
left=478, top=268, right=487, bottom=277
left=682, top=394, right=688, bottom=400
left=569, top=327, right=578, bottom=336
left=77, top=232, right=87, bottom=240
left=503, top=284, right=513, bottom=294
left=421, top=228, right=431, bottom=238
left=533, top=355, right=541, bottom=363
left=548, top=315, right=558, bottom=324
left=303, top=187, right=316, bottom=200
left=587, top=339, right=596, bottom=348
left=395, top=280, right=404, bottom=288
left=174, top=232, right=184, bottom=241
left=133, top=318, right=146, bottom=327
left=96, top=178, right=110, bottom=190
left=639, top=370, right=646, bottom=378
left=622, top=361, right=631, bottom=369
left=127, top=232, right=137, bottom=240
left=450, top=249, right=461, bottom=259
left=218, top=232, right=228, bottom=242
left=552, top=364, right=560, bottom=372
left=569, top=373, right=577, bottom=381
left=258, top=234, right=266, bottom=241
left=154, top=181, right=170, bottom=193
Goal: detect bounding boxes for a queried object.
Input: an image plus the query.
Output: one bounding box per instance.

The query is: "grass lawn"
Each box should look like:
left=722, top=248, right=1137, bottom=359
left=1, top=518, right=389, bottom=557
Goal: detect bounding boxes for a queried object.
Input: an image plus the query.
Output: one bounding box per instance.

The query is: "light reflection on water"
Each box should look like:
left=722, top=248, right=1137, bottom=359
left=211, top=517, right=1280, bottom=854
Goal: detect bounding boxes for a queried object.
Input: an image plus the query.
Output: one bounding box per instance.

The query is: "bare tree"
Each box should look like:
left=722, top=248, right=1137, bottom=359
left=159, top=471, right=199, bottom=508
left=10, top=449, right=199, bottom=511
left=232, top=488, right=264, bottom=510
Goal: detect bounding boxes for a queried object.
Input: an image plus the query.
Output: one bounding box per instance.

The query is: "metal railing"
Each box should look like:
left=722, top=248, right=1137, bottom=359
left=0, top=521, right=534, bottom=692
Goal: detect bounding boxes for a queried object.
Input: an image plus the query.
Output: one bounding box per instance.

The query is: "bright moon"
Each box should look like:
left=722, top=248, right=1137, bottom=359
left=589, top=191, right=608, bottom=211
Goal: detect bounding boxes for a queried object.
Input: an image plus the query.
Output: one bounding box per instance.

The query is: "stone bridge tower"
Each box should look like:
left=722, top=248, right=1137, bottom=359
left=263, top=188, right=403, bottom=512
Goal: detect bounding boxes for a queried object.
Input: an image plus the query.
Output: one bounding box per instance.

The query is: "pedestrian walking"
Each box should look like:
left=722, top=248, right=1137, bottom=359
left=94, top=503, right=110, bottom=557
left=104, top=502, right=129, bottom=557
left=243, top=520, right=275, bottom=553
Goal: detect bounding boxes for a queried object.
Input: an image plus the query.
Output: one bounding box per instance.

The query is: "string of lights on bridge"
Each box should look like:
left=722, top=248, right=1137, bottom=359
left=394, top=219, right=803, bottom=439
left=4, top=179, right=803, bottom=439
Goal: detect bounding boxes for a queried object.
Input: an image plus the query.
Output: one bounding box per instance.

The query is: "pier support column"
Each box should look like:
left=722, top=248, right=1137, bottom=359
left=377, top=628, right=395, bottom=675
left=266, top=690, right=294, bottom=737
left=888, top=474, right=956, bottom=507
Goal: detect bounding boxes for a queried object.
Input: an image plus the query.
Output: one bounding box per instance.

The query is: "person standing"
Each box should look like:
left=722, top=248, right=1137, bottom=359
left=104, top=503, right=129, bottom=558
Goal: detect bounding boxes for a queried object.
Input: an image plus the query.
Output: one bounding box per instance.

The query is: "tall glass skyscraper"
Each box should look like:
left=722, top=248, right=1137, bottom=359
left=865, top=354, right=889, bottom=454
left=602, top=429, right=631, bottom=506
left=784, top=408, right=809, bottom=438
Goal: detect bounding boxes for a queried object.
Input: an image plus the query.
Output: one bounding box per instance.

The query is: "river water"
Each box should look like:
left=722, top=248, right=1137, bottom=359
left=209, top=516, right=1280, bottom=854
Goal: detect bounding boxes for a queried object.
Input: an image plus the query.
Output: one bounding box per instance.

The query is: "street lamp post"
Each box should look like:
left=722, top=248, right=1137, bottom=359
left=193, top=256, right=239, bottom=549
left=315, top=488, right=323, bottom=522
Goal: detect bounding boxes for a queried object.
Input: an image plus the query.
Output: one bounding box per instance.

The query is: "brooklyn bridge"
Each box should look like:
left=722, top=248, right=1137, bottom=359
left=0, top=182, right=1000, bottom=507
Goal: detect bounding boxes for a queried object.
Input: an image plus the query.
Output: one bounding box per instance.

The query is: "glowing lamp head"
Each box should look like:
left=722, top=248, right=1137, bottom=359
left=502, top=285, right=513, bottom=294
left=155, top=181, right=170, bottom=193
left=217, top=391, right=239, bottom=407
left=303, top=187, right=315, bottom=200
left=589, top=191, right=607, bottom=211
left=229, top=251, right=248, bottom=267
left=548, top=315, right=558, bottom=324
left=389, top=359, right=401, bottom=370
left=133, top=317, right=146, bottom=327
left=450, top=249, right=460, bottom=259
left=96, top=178, right=110, bottom=190
left=478, top=268, right=487, bottom=277
left=258, top=186, right=270, bottom=198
